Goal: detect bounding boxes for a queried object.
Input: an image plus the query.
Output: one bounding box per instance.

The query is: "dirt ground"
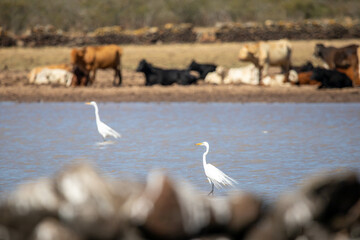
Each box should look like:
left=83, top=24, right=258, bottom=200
left=1, top=69, right=360, bottom=103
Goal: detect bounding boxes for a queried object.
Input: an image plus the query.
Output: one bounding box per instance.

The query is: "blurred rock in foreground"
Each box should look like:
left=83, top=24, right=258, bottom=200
left=0, top=164, right=359, bottom=240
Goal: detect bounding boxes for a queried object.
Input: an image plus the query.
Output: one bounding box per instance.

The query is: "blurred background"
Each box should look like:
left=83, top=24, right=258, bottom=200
left=2, top=0, right=360, bottom=33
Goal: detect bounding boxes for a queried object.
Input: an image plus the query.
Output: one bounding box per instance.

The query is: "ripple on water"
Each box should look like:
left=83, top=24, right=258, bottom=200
left=0, top=102, right=359, bottom=198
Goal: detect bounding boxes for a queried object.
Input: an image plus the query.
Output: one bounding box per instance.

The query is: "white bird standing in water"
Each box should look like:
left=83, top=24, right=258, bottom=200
left=86, top=101, right=121, bottom=141
left=195, top=142, right=237, bottom=195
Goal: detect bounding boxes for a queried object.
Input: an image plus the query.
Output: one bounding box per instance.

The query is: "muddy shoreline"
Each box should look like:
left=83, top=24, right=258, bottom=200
left=1, top=69, right=360, bottom=103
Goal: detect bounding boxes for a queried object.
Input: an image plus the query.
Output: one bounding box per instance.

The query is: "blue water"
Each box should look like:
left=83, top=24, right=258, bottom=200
left=0, top=102, right=359, bottom=200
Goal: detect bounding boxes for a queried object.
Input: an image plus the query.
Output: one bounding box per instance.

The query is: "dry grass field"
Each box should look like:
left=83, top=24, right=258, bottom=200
left=0, top=39, right=360, bottom=102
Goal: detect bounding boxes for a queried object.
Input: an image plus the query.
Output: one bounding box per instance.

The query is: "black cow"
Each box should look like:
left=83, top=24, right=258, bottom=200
left=71, top=66, right=90, bottom=86
left=314, top=44, right=359, bottom=69
left=136, top=59, right=198, bottom=86
left=187, top=60, right=217, bottom=79
left=311, top=67, right=353, bottom=89
left=291, top=61, right=314, bottom=73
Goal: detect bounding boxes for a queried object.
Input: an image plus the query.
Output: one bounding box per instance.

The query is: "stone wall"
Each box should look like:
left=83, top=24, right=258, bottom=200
left=1, top=19, right=360, bottom=47
left=214, top=19, right=360, bottom=42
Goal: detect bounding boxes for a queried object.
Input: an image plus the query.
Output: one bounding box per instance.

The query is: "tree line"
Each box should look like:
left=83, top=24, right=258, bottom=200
left=1, top=0, right=360, bottom=33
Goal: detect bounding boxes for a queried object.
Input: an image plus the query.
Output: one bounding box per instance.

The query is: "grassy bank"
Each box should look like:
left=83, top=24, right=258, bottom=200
left=1, top=39, right=360, bottom=71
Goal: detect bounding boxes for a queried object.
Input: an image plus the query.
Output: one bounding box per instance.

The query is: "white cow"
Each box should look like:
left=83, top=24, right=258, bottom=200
left=223, top=64, right=259, bottom=85
left=223, top=64, right=297, bottom=86
left=238, top=39, right=292, bottom=85
left=31, top=68, right=74, bottom=87
left=262, top=70, right=298, bottom=86
left=204, top=64, right=297, bottom=86
left=28, top=64, right=72, bottom=84
left=204, top=66, right=227, bottom=85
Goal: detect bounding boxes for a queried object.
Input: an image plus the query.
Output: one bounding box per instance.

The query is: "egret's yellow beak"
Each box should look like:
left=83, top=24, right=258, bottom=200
left=195, top=143, right=203, bottom=146
left=85, top=102, right=91, bottom=105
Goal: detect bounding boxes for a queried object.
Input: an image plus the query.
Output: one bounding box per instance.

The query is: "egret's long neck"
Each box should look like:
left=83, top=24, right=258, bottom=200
left=202, top=145, right=209, bottom=167
left=93, top=104, right=100, bottom=123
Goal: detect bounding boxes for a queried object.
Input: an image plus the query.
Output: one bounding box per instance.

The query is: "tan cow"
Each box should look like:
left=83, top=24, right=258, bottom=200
left=238, top=39, right=292, bottom=85
left=31, top=68, right=74, bottom=87
left=28, top=64, right=72, bottom=84
left=70, top=44, right=123, bottom=86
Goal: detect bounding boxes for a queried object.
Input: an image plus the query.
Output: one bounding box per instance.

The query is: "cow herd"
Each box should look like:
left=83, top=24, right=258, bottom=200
left=205, top=39, right=359, bottom=88
left=28, top=40, right=360, bottom=89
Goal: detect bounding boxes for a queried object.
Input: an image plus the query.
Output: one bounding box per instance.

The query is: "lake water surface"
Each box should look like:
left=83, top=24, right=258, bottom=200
left=0, top=102, right=359, bottom=200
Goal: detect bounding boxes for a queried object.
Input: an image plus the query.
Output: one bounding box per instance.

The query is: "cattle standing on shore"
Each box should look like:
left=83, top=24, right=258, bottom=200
left=136, top=59, right=198, bottom=86
left=187, top=60, right=217, bottom=79
left=314, top=43, right=359, bottom=69
left=71, top=44, right=123, bottom=86
left=238, top=39, right=292, bottom=85
left=314, top=43, right=359, bottom=86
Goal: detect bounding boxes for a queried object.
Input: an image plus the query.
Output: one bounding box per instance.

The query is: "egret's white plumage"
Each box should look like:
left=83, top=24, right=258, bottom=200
left=196, top=142, right=237, bottom=195
left=86, top=101, right=121, bottom=141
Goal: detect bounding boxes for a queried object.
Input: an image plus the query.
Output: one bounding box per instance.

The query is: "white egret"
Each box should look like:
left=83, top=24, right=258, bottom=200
left=86, top=101, right=121, bottom=141
left=195, top=142, right=237, bottom=195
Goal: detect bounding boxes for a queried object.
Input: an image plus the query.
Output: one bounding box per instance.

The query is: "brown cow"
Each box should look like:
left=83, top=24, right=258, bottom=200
left=293, top=71, right=321, bottom=86
left=336, top=65, right=360, bottom=86
left=314, top=43, right=359, bottom=86
left=71, top=44, right=123, bottom=86
left=314, top=43, right=359, bottom=69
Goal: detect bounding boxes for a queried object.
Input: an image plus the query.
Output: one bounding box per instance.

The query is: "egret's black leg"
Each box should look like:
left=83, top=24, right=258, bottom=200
left=208, top=182, right=214, bottom=196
